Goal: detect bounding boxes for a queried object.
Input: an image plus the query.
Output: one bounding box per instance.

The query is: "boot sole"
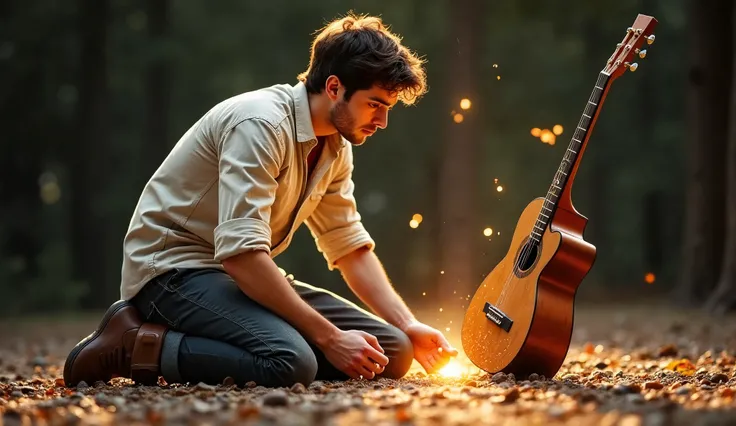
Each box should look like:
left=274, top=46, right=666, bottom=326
left=63, top=300, right=131, bottom=386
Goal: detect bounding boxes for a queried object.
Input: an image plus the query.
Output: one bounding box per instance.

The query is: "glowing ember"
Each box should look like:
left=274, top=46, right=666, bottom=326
left=460, top=98, right=472, bottom=110
left=540, top=129, right=556, bottom=145
left=453, top=113, right=464, bottom=123
left=492, top=64, right=498, bottom=68
left=440, top=270, right=445, bottom=274
left=422, top=292, right=426, bottom=296
left=439, top=308, right=443, bottom=312
left=496, top=76, right=501, bottom=80
left=412, top=213, right=423, bottom=224
left=553, top=124, right=564, bottom=135
left=530, top=128, right=542, bottom=137
left=496, top=185, right=503, bottom=192
left=483, top=227, right=493, bottom=237
left=645, top=272, right=656, bottom=284
left=409, top=219, right=419, bottom=228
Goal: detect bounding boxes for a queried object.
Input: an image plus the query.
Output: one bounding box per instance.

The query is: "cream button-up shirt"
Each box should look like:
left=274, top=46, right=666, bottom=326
left=120, top=82, right=375, bottom=300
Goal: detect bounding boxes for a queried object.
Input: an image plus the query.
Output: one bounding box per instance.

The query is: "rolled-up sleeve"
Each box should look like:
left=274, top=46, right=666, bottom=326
left=214, top=118, right=283, bottom=262
left=305, top=147, right=375, bottom=270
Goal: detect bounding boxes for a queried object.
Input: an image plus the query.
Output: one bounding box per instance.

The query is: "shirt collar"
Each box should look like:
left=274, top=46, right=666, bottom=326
left=292, top=81, right=347, bottom=150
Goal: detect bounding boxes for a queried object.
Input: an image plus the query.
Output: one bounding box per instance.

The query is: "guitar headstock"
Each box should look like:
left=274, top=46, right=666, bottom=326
left=603, top=14, right=658, bottom=79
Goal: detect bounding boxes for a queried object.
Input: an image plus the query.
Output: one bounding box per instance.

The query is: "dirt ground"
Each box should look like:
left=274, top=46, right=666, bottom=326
left=1, top=302, right=736, bottom=426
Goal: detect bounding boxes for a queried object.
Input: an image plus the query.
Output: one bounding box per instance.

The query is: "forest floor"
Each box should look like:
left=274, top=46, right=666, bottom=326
left=1, top=303, right=736, bottom=426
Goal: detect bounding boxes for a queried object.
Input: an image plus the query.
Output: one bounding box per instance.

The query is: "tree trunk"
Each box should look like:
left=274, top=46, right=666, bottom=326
left=675, top=0, right=732, bottom=306
left=142, top=0, right=171, bottom=184
left=72, top=0, right=110, bottom=308
left=437, top=0, right=484, bottom=302
left=705, top=1, right=736, bottom=314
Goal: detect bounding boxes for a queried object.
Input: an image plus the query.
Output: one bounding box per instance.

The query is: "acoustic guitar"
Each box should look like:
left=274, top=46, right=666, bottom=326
left=461, top=14, right=658, bottom=379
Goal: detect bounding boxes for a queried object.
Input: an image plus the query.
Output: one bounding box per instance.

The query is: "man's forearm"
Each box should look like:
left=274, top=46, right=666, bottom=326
left=335, top=247, right=417, bottom=332
left=222, top=250, right=341, bottom=348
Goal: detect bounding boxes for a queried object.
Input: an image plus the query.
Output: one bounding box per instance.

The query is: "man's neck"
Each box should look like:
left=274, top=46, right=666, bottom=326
left=308, top=93, right=338, bottom=137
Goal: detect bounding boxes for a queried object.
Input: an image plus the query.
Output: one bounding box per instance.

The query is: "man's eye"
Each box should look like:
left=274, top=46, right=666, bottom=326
left=369, top=103, right=379, bottom=108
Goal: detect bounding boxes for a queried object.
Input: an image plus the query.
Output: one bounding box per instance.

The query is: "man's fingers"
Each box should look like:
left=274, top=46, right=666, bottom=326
left=346, top=368, right=363, bottom=380
left=362, top=358, right=384, bottom=375
left=437, top=336, right=459, bottom=357
left=359, top=331, right=385, bottom=354
left=427, top=352, right=439, bottom=374
left=367, top=347, right=390, bottom=366
left=419, top=358, right=433, bottom=374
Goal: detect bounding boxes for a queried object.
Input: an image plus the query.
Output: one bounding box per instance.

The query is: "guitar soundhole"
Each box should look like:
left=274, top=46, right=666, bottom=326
left=514, top=239, right=540, bottom=278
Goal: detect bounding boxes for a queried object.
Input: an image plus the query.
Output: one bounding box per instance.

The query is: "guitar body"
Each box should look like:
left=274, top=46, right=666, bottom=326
left=461, top=198, right=596, bottom=378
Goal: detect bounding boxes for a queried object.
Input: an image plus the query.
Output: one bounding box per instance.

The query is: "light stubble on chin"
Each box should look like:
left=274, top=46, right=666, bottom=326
left=329, top=100, right=364, bottom=145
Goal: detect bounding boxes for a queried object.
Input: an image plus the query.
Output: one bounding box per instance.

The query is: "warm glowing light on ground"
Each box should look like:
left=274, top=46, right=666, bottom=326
left=460, top=98, right=471, bottom=110
left=438, top=359, right=464, bottom=378
left=531, top=128, right=542, bottom=137
left=483, top=227, right=493, bottom=237
left=496, top=185, right=503, bottom=192
left=409, top=219, right=419, bottom=228
left=553, top=124, right=564, bottom=135
left=412, top=213, right=423, bottom=224
left=453, top=113, right=464, bottom=123
left=645, top=272, right=656, bottom=284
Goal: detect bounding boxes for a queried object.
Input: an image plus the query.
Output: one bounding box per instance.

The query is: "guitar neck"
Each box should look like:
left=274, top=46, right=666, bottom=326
left=531, top=71, right=611, bottom=242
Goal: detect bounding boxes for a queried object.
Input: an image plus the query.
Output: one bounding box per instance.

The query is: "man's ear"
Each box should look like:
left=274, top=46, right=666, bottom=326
left=325, top=75, right=341, bottom=101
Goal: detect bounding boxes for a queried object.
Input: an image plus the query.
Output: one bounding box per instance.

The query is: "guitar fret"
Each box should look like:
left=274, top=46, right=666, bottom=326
left=577, top=126, right=586, bottom=131
left=583, top=114, right=591, bottom=118
left=595, top=85, right=603, bottom=89
left=540, top=213, right=549, bottom=218
left=568, top=149, right=577, bottom=154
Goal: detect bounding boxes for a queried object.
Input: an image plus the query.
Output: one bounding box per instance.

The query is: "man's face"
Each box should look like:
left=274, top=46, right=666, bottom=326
left=329, top=85, right=398, bottom=146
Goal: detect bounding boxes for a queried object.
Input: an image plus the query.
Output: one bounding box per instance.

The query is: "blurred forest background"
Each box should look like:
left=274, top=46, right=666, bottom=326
left=1, top=0, right=734, bottom=318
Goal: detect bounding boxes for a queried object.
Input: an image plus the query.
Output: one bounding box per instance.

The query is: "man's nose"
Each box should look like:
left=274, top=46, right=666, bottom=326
left=374, top=109, right=388, bottom=129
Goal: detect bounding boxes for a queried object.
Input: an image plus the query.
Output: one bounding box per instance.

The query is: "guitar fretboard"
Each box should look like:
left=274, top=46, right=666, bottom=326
left=530, top=71, right=610, bottom=243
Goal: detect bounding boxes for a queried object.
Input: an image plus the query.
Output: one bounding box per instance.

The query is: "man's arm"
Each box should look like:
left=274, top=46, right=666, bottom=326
left=334, top=246, right=417, bottom=332
left=222, top=251, right=340, bottom=347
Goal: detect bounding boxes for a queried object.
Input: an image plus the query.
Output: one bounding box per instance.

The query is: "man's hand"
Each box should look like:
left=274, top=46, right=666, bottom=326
left=404, top=321, right=459, bottom=374
left=319, top=330, right=390, bottom=380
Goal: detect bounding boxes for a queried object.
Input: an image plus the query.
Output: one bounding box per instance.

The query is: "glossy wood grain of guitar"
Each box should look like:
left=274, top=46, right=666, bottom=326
left=461, top=14, right=658, bottom=379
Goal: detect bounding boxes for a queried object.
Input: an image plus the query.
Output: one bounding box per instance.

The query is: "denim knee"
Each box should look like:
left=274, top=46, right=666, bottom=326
left=381, top=327, right=414, bottom=379
left=269, top=343, right=318, bottom=387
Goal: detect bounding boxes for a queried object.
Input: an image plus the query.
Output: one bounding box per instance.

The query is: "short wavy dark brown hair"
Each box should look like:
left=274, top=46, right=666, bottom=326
left=297, top=13, right=427, bottom=105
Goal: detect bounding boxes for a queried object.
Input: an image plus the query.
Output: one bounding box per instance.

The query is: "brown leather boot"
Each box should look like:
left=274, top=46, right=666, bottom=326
left=63, top=300, right=168, bottom=387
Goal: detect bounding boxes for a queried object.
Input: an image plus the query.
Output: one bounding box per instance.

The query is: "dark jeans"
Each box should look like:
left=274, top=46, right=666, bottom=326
left=129, top=268, right=414, bottom=387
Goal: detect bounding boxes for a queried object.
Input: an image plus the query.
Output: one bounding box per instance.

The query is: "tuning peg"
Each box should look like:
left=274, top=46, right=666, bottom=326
left=625, top=62, right=639, bottom=72
left=635, top=48, right=647, bottom=58
left=646, top=34, right=655, bottom=45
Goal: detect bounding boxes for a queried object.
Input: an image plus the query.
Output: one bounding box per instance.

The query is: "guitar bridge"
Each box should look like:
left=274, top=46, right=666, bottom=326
left=483, top=302, right=513, bottom=332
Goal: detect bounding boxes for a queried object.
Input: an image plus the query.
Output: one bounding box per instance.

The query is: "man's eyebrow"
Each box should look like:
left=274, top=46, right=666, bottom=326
left=368, top=96, right=395, bottom=108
